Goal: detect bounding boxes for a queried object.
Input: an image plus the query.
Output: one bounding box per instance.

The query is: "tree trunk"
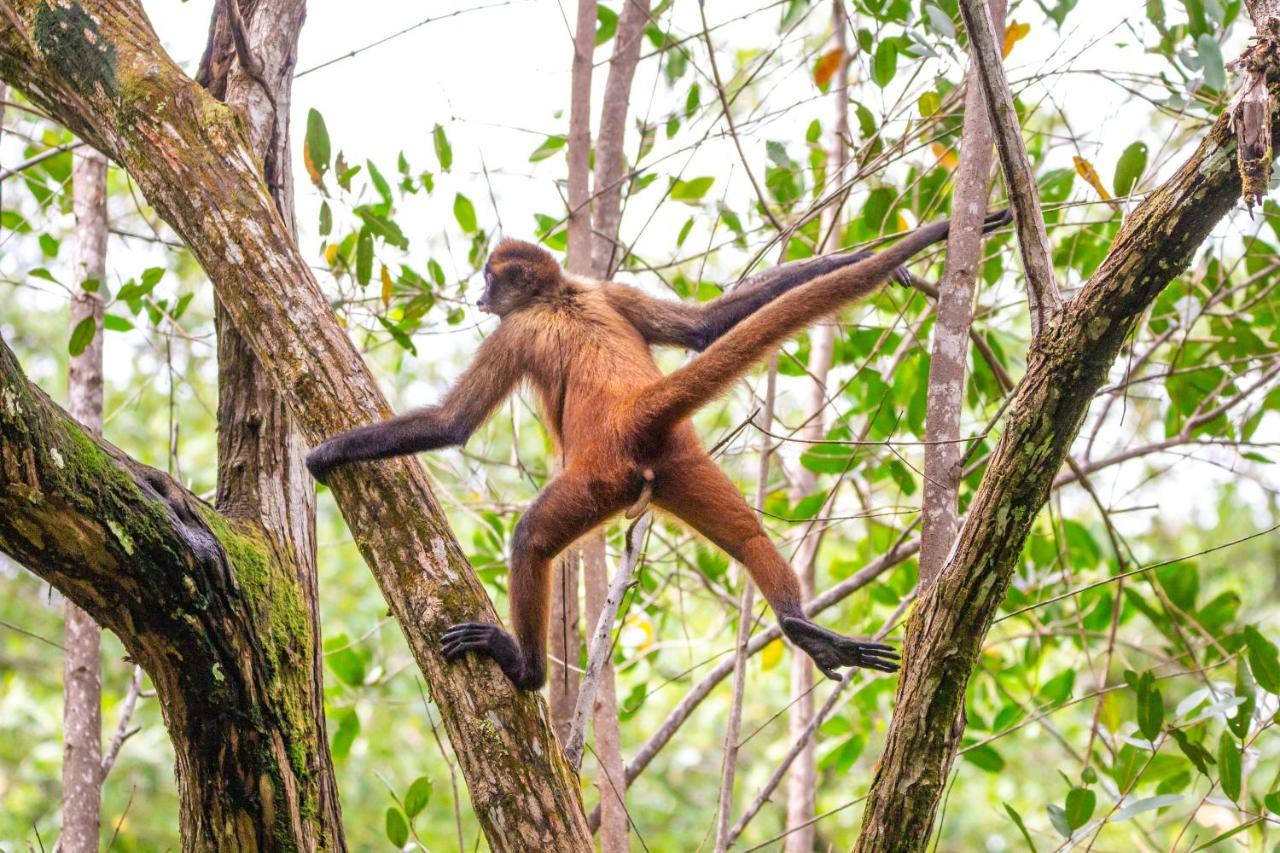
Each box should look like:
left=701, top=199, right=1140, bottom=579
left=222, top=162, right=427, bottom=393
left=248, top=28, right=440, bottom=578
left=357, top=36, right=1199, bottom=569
left=0, top=5, right=592, bottom=848
left=918, top=0, right=1006, bottom=586
left=853, top=78, right=1280, bottom=853
left=783, top=5, right=848, bottom=848
left=61, top=145, right=107, bottom=853
left=198, top=2, right=344, bottom=837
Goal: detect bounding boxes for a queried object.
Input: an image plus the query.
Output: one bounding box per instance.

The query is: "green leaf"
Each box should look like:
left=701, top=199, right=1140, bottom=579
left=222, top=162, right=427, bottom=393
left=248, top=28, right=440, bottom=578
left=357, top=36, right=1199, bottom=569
left=378, top=316, right=418, bottom=356
left=1136, top=672, right=1164, bottom=742
left=1113, top=142, right=1148, bottom=197
left=1046, top=803, right=1071, bottom=838
left=1041, top=669, right=1076, bottom=704
left=596, top=4, right=617, bottom=44
left=404, top=776, right=432, bottom=818
left=304, top=108, right=331, bottom=184
left=1264, top=790, right=1280, bottom=814
left=924, top=4, right=955, bottom=38
left=529, top=135, right=567, bottom=162
left=1197, top=35, right=1225, bottom=90
left=38, top=232, right=58, bottom=257
left=1002, top=803, right=1039, bottom=852
left=1218, top=733, right=1241, bottom=802
left=1065, top=787, right=1096, bottom=830
left=1113, top=794, right=1182, bottom=821
left=433, top=124, right=453, bottom=172
left=670, top=176, right=715, bottom=202
left=1229, top=658, right=1256, bottom=740
left=872, top=40, right=898, bottom=87
left=327, top=643, right=366, bottom=687
left=318, top=201, right=332, bottom=237
left=1168, top=729, right=1215, bottom=777
left=103, top=314, right=133, bottom=332
left=68, top=316, right=96, bottom=356
left=1244, top=626, right=1280, bottom=693
left=453, top=193, right=478, bottom=233
left=385, top=807, right=409, bottom=847
left=29, top=267, right=61, bottom=284
left=366, top=159, right=392, bottom=204
left=356, top=227, right=373, bottom=286
left=355, top=206, right=409, bottom=250
left=331, top=708, right=359, bottom=760
left=962, top=743, right=1005, bottom=773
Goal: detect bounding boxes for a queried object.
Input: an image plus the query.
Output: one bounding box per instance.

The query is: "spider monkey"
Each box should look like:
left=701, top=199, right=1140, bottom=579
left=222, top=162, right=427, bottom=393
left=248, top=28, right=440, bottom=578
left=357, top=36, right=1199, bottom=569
left=307, top=209, right=1011, bottom=690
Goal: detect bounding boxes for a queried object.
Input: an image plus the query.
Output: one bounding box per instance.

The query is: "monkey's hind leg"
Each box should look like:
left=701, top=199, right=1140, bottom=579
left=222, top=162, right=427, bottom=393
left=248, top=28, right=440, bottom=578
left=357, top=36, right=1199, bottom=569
left=652, top=452, right=899, bottom=679
left=442, top=473, right=617, bottom=690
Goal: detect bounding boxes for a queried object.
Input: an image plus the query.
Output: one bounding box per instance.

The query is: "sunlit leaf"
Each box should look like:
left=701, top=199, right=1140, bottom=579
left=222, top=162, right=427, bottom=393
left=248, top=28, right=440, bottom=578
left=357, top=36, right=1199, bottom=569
left=453, top=193, right=478, bottom=233
left=433, top=123, right=453, bottom=172
left=1218, top=733, right=1241, bottom=802
left=872, top=40, right=897, bottom=87
left=1003, top=21, right=1031, bottom=57
left=670, top=176, right=715, bottom=202
left=1113, top=142, right=1148, bottom=197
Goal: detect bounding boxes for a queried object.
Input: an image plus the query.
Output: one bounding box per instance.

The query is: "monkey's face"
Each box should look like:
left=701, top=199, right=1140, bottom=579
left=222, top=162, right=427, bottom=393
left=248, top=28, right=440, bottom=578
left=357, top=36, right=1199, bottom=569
left=478, top=239, right=563, bottom=317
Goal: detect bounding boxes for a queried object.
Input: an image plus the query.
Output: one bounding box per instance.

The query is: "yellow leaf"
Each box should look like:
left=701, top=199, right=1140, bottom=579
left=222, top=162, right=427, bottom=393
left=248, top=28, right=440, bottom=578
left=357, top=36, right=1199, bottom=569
left=1003, top=21, right=1030, bottom=58
left=1073, top=155, right=1121, bottom=212
left=931, top=141, right=958, bottom=171
left=303, top=140, right=324, bottom=189
left=323, top=243, right=339, bottom=266
left=380, top=265, right=393, bottom=308
left=761, top=638, right=784, bottom=670
left=813, top=48, right=844, bottom=89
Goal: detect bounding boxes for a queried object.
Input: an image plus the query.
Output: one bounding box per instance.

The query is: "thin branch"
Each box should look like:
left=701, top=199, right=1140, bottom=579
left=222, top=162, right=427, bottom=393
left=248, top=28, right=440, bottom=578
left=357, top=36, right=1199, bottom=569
left=564, top=513, right=652, bottom=769
left=957, top=0, right=1061, bottom=335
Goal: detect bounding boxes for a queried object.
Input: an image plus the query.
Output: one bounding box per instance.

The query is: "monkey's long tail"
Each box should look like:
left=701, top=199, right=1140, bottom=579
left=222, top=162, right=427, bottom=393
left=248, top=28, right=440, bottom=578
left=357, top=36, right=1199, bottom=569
left=633, top=209, right=1011, bottom=435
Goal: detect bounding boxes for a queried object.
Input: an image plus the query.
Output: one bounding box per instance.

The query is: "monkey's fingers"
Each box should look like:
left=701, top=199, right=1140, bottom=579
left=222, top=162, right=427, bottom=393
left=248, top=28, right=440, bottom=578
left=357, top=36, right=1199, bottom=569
left=818, top=664, right=844, bottom=681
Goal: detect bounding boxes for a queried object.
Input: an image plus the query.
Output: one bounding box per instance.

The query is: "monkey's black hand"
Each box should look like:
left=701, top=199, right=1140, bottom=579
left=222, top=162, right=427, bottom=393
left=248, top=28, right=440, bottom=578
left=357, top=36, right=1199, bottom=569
left=781, top=616, right=900, bottom=680
left=305, top=442, right=339, bottom=486
left=441, top=622, right=544, bottom=691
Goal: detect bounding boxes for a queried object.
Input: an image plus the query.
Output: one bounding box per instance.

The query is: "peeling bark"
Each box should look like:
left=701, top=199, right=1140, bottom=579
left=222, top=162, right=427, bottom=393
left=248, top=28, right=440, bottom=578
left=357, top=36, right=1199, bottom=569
left=0, top=4, right=591, bottom=848
left=853, top=79, right=1280, bottom=853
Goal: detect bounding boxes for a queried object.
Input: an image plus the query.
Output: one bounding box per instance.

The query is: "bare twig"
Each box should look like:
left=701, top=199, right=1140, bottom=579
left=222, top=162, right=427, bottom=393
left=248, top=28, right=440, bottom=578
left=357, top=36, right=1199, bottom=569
left=564, top=513, right=653, bottom=768
left=100, top=666, right=144, bottom=776
left=714, top=358, right=778, bottom=852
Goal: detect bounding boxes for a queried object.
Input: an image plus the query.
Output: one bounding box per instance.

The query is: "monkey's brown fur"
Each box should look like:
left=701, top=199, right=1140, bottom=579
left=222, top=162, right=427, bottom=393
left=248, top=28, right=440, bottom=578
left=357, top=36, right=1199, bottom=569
left=307, top=210, right=1009, bottom=690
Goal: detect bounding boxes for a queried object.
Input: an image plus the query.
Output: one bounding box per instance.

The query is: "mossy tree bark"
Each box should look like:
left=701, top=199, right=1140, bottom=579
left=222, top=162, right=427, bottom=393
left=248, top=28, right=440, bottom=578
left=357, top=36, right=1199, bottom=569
left=853, top=83, right=1280, bottom=852
left=0, top=3, right=591, bottom=849
left=0, top=337, right=341, bottom=849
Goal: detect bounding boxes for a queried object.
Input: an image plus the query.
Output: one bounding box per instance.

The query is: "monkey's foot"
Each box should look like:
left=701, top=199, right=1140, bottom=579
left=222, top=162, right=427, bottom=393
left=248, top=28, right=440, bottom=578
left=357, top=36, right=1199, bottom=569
left=780, top=617, right=900, bottom=680
left=441, top=622, right=545, bottom=690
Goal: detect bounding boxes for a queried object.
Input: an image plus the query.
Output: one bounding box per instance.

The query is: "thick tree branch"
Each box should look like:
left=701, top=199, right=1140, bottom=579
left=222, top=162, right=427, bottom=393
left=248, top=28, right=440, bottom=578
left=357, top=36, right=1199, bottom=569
left=0, top=4, right=590, bottom=848
left=0, top=335, right=336, bottom=849
left=853, top=74, right=1280, bottom=853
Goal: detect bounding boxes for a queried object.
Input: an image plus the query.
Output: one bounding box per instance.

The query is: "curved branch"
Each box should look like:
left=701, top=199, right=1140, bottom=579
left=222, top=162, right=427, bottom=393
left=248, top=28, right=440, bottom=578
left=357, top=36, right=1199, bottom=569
left=0, top=335, right=336, bottom=848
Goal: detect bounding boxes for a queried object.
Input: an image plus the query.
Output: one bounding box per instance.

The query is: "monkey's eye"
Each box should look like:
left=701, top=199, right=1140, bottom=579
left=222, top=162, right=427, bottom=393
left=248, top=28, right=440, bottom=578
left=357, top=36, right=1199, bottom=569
left=484, top=269, right=496, bottom=289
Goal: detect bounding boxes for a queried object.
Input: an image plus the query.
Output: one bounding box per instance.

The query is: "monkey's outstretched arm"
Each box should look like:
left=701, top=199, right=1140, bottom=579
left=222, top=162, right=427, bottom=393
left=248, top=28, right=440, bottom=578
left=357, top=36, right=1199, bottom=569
left=603, top=250, right=909, bottom=351
left=306, top=327, right=522, bottom=484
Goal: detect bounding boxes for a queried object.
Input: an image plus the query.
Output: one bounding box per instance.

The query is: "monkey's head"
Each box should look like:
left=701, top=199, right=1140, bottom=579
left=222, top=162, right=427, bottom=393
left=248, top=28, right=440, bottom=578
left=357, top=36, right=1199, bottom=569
left=478, top=239, right=563, bottom=317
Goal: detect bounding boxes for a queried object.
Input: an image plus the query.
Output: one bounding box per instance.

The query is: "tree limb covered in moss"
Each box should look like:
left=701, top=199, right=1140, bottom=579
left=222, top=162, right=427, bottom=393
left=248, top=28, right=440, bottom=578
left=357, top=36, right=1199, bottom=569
left=0, top=334, right=337, bottom=850
left=852, top=76, right=1280, bottom=853
left=0, top=3, right=591, bottom=848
